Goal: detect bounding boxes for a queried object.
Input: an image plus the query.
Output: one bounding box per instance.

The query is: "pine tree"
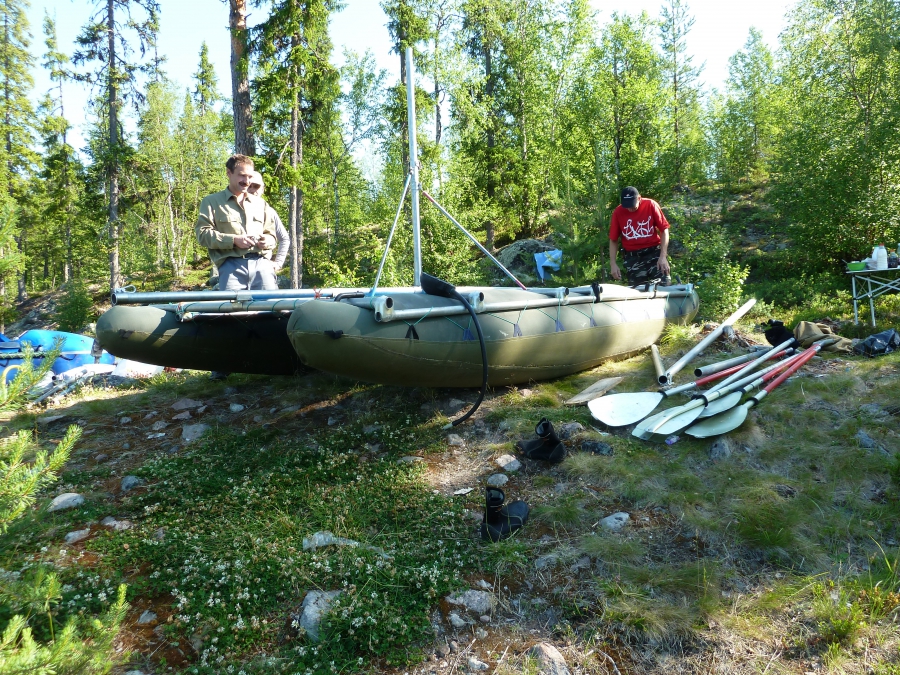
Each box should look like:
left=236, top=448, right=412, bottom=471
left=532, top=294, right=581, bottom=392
left=658, top=0, right=703, bottom=188
left=230, top=0, right=254, bottom=155
left=193, top=42, right=218, bottom=115
left=0, top=0, right=37, bottom=303
left=73, top=0, right=160, bottom=292
left=254, top=0, right=341, bottom=288
left=40, top=13, right=81, bottom=284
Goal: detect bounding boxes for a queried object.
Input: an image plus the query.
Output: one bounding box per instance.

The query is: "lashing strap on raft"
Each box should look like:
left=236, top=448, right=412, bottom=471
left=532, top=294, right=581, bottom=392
left=403, top=307, right=432, bottom=340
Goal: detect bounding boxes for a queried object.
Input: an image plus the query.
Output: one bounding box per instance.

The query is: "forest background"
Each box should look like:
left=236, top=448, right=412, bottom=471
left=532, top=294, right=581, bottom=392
left=0, top=0, right=899, bottom=331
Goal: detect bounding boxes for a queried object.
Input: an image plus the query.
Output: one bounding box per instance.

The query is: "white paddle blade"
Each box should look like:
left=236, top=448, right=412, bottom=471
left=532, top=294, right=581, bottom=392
left=697, top=391, right=743, bottom=418
left=685, top=404, right=750, bottom=438
left=588, top=392, right=663, bottom=427
left=632, top=403, right=704, bottom=440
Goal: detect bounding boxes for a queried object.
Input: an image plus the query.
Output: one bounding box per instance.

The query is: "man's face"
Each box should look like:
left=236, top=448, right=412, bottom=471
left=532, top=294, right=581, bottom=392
left=626, top=196, right=641, bottom=213
left=227, top=162, right=254, bottom=196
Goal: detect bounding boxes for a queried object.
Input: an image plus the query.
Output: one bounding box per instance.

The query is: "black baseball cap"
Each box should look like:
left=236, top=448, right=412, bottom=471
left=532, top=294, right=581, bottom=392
left=621, top=187, right=639, bottom=208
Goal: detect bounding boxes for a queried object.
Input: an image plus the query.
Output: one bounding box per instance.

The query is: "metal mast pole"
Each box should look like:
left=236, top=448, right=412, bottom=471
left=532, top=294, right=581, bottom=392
left=405, top=47, right=422, bottom=286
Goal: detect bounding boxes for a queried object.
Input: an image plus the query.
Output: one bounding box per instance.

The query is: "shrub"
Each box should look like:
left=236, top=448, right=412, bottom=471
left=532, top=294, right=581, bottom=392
left=0, top=350, right=128, bottom=672
left=54, top=282, right=95, bottom=333
left=696, top=261, right=749, bottom=319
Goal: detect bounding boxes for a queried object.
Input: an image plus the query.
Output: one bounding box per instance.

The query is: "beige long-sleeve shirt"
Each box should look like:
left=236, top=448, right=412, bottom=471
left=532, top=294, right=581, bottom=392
left=195, top=189, right=277, bottom=268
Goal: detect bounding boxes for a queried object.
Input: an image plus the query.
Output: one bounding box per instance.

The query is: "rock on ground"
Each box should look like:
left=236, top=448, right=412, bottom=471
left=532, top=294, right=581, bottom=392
left=856, top=430, right=877, bottom=449
left=182, top=424, right=210, bottom=443
left=37, top=414, right=67, bottom=425
left=600, top=512, right=630, bottom=532
left=445, top=589, right=494, bottom=615
left=171, top=411, right=191, bottom=421
left=121, top=476, right=145, bottom=492
left=467, top=656, right=489, bottom=671
left=581, top=440, right=613, bottom=456
left=298, top=590, right=341, bottom=642
left=557, top=422, right=584, bottom=440
left=448, top=612, right=467, bottom=628
left=495, top=454, right=521, bottom=472
left=48, top=493, right=84, bottom=512
left=447, top=433, right=465, bottom=447
left=709, top=437, right=733, bottom=460
left=486, top=473, right=508, bottom=487
left=64, top=528, right=91, bottom=544
left=172, top=398, right=203, bottom=411
left=528, top=642, right=571, bottom=675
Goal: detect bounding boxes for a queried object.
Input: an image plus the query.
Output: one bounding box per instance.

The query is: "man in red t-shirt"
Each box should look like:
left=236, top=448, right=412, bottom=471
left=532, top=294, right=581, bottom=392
left=609, top=186, right=671, bottom=286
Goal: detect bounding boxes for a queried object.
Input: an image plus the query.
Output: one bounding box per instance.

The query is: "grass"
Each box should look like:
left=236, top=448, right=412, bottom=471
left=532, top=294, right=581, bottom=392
left=5, top=285, right=900, bottom=673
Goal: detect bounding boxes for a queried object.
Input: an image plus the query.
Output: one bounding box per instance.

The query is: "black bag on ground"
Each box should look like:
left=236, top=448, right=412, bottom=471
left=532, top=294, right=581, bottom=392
left=764, top=319, right=797, bottom=348
left=853, top=329, right=900, bottom=357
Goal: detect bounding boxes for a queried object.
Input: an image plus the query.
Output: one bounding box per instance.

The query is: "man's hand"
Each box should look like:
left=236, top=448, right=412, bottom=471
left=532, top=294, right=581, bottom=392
left=233, top=235, right=258, bottom=249
left=610, top=261, right=622, bottom=280
left=657, top=256, right=670, bottom=276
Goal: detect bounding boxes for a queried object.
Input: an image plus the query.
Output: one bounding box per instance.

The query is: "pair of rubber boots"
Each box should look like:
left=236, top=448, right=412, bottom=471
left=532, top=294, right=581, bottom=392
left=480, top=488, right=529, bottom=542
left=515, top=417, right=565, bottom=463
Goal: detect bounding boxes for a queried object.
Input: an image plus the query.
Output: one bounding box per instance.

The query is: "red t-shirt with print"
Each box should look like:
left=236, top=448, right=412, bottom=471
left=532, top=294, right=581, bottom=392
left=608, top=198, right=670, bottom=252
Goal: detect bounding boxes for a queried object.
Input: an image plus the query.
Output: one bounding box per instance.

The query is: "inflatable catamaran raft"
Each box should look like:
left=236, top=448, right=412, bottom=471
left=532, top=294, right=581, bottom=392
left=97, top=48, right=699, bottom=386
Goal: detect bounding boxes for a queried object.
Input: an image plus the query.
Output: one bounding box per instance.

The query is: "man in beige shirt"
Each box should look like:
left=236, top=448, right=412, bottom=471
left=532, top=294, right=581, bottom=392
left=195, top=154, right=278, bottom=290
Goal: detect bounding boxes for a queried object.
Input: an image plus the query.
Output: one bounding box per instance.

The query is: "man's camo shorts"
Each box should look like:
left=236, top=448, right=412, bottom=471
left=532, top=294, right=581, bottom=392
left=623, top=245, right=671, bottom=286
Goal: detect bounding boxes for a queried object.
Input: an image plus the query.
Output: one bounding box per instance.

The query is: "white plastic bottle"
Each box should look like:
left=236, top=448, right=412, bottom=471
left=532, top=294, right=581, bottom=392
left=877, top=243, right=888, bottom=270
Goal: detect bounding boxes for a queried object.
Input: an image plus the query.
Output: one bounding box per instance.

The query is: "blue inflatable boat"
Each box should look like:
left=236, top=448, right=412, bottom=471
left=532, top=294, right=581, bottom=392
left=0, top=330, right=116, bottom=383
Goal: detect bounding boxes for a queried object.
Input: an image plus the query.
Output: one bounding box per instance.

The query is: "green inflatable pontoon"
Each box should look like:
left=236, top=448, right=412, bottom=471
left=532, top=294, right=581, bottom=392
left=286, top=284, right=698, bottom=387
left=96, top=304, right=307, bottom=376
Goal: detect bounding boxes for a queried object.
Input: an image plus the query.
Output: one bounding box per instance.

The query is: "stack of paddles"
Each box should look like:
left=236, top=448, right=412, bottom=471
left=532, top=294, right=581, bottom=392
left=588, top=300, right=829, bottom=440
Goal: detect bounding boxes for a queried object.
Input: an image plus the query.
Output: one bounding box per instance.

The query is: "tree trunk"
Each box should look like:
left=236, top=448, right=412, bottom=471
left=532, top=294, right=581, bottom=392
left=61, top=78, right=72, bottom=283
left=332, top=164, right=339, bottom=255
left=289, top=51, right=303, bottom=288
left=107, top=0, right=121, bottom=292
left=230, top=0, right=255, bottom=155
left=484, top=43, right=495, bottom=250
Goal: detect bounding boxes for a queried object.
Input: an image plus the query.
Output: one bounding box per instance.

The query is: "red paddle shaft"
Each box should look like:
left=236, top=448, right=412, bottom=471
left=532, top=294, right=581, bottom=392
left=749, top=343, right=822, bottom=405
left=693, top=348, right=793, bottom=387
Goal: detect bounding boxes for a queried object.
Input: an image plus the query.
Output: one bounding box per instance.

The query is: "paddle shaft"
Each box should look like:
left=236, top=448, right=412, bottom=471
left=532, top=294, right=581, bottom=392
left=693, top=348, right=770, bottom=377
left=660, top=298, right=757, bottom=385
left=746, top=343, right=822, bottom=407
left=706, top=338, right=795, bottom=394
left=650, top=345, right=665, bottom=380
left=662, top=345, right=794, bottom=398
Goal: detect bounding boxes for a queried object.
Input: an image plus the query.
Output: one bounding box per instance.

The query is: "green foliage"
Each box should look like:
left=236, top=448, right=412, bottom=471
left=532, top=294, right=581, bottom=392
left=0, top=343, right=60, bottom=414
left=695, top=261, right=749, bottom=319
left=0, top=339, right=127, bottom=672
left=0, top=425, right=79, bottom=531
left=54, top=282, right=94, bottom=332
left=85, top=417, right=477, bottom=672
left=770, top=0, right=900, bottom=268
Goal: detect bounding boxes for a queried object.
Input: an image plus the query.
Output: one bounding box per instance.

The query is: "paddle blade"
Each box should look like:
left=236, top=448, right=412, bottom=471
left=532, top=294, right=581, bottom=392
left=588, top=392, right=663, bottom=427
left=685, top=403, right=751, bottom=438
left=697, top=391, right=743, bottom=418
left=632, top=403, right=704, bottom=440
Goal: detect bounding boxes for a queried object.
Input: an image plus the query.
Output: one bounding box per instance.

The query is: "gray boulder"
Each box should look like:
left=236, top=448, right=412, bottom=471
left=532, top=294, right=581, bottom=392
left=298, top=590, right=341, bottom=642
left=528, top=642, right=571, bottom=675
left=48, top=493, right=84, bottom=512
left=600, top=512, right=630, bottom=532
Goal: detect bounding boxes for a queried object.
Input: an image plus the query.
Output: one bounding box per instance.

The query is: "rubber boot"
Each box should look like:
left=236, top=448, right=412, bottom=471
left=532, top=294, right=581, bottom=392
left=516, top=417, right=565, bottom=463
left=480, top=488, right=529, bottom=542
